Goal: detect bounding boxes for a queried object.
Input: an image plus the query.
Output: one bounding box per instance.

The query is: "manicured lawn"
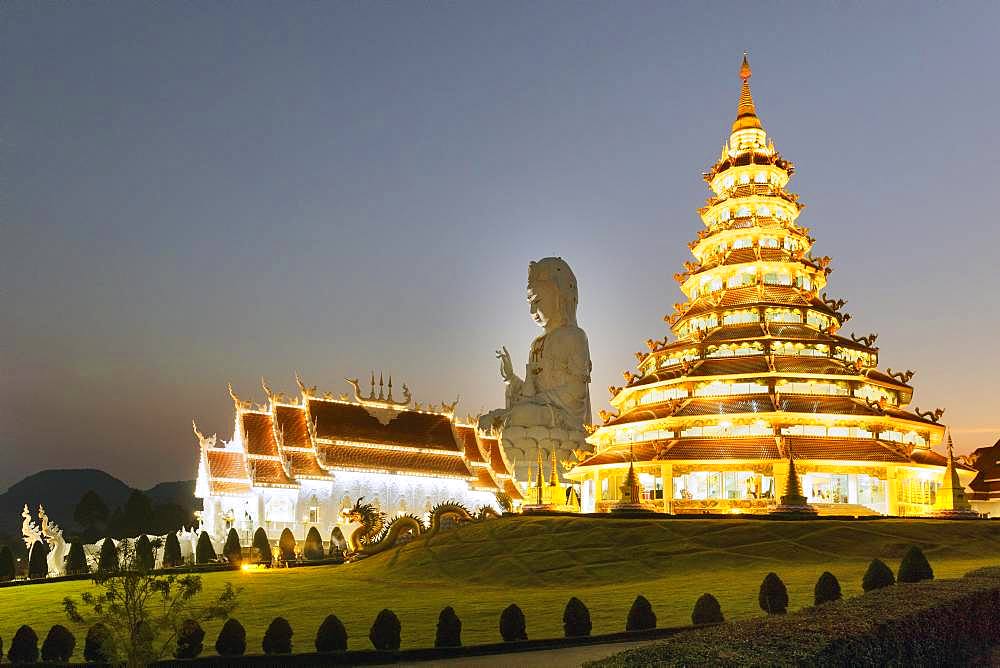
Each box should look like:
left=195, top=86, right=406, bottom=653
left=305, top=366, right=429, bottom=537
left=2, top=516, right=1000, bottom=660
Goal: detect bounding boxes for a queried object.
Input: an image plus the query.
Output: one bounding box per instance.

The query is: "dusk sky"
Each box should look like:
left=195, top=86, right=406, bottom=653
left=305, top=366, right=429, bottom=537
left=3, top=3, right=998, bottom=490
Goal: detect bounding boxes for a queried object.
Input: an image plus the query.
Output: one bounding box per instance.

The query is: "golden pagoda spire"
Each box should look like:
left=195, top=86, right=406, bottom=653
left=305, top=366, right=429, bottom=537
left=549, top=450, right=560, bottom=486
left=732, top=51, right=762, bottom=132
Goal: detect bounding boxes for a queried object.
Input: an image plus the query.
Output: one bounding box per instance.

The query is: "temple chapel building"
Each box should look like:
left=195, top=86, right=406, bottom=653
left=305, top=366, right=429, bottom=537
left=194, top=375, right=521, bottom=541
left=566, top=56, right=973, bottom=516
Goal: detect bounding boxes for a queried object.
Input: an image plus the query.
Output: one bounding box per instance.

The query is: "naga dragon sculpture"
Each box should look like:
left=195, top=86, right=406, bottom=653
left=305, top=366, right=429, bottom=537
left=850, top=332, right=878, bottom=348
left=887, top=368, right=915, bottom=384
left=914, top=407, right=945, bottom=423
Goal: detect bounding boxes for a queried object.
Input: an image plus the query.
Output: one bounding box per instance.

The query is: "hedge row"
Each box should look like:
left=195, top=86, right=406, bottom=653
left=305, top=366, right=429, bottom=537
left=591, top=567, right=1000, bottom=667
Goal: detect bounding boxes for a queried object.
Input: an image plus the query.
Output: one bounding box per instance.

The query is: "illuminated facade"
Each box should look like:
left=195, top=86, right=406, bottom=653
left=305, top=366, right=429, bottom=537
left=568, top=56, right=973, bottom=516
left=194, top=375, right=521, bottom=543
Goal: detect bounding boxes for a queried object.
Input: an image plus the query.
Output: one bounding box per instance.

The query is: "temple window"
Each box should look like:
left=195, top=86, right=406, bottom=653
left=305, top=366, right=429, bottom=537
left=760, top=236, right=779, bottom=248
left=757, top=205, right=771, bottom=217
left=834, top=346, right=873, bottom=367
left=639, top=387, right=688, bottom=405
left=733, top=237, right=752, bottom=249
left=722, top=309, right=759, bottom=325
left=724, top=175, right=734, bottom=188
left=720, top=208, right=731, bottom=221
left=754, top=172, right=768, bottom=183
left=765, top=308, right=802, bottom=323
left=708, top=278, right=723, bottom=292
left=784, top=237, right=798, bottom=251
left=707, top=342, right=763, bottom=358
left=726, top=274, right=752, bottom=289
left=736, top=206, right=751, bottom=217
left=739, top=173, right=750, bottom=184
left=672, top=471, right=773, bottom=500
left=694, top=380, right=768, bottom=397
left=854, top=384, right=898, bottom=406
left=806, top=311, right=830, bottom=330
left=776, top=380, right=849, bottom=396
left=763, top=272, right=792, bottom=286
left=795, top=275, right=813, bottom=290
left=635, top=428, right=674, bottom=441
left=661, top=350, right=699, bottom=367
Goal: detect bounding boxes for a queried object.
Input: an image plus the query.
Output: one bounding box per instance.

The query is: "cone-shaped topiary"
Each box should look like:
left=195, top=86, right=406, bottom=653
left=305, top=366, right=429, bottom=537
left=9, top=625, right=39, bottom=664
left=84, top=623, right=115, bottom=663
left=329, top=527, right=346, bottom=558
left=278, top=528, right=297, bottom=562
left=28, top=540, right=48, bottom=579
left=65, top=541, right=89, bottom=575
left=303, top=527, right=324, bottom=561
left=562, top=597, right=592, bottom=637
left=215, top=618, right=246, bottom=657
left=98, top=538, right=118, bottom=573
left=897, top=545, right=934, bottom=583
left=626, top=594, right=657, bottom=631
left=758, top=573, right=788, bottom=615
left=41, top=624, right=76, bottom=662
left=862, top=558, right=895, bottom=591
left=0, top=545, right=15, bottom=581
left=434, top=606, right=462, bottom=648
left=315, top=614, right=348, bottom=652
left=175, top=619, right=205, bottom=659
left=814, top=571, right=842, bottom=605
left=162, top=532, right=183, bottom=568
left=224, top=528, right=242, bottom=567
left=692, top=593, right=725, bottom=624
left=135, top=534, right=155, bottom=572
left=196, top=531, right=217, bottom=564
left=369, top=609, right=402, bottom=651
left=499, top=603, right=527, bottom=642
left=253, top=527, right=273, bottom=565
left=263, top=617, right=293, bottom=654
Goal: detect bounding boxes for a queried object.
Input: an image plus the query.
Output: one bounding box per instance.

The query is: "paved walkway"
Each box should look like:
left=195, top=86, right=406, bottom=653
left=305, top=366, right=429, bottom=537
left=398, top=639, right=659, bottom=667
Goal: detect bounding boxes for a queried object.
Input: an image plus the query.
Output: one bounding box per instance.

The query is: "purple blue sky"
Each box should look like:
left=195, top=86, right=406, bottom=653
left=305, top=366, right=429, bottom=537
left=2, top=3, right=998, bottom=490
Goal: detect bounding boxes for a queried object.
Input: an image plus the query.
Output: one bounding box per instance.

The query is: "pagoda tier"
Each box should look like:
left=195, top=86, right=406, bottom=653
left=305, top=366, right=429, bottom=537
left=568, top=55, right=971, bottom=517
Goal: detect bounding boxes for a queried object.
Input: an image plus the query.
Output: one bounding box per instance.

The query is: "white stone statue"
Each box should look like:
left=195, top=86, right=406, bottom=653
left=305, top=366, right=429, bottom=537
left=39, top=505, right=67, bottom=577
left=479, top=257, right=593, bottom=479
left=22, top=504, right=43, bottom=552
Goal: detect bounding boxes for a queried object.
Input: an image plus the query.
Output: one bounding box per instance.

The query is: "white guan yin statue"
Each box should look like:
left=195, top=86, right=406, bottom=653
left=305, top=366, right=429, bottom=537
left=479, top=257, right=593, bottom=479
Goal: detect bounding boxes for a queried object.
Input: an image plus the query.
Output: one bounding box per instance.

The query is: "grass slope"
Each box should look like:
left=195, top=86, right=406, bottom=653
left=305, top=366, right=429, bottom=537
left=3, top=517, right=1000, bottom=660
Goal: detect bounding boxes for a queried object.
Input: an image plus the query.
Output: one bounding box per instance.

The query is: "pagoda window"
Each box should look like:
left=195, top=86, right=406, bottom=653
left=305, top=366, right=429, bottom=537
left=757, top=205, right=771, bottom=217
left=903, top=431, right=927, bottom=447
left=766, top=308, right=803, bottom=323
left=639, top=387, right=688, bottom=405
left=795, top=275, right=812, bottom=290
left=732, top=237, right=752, bottom=249
left=724, top=175, right=734, bottom=188
left=636, top=428, right=674, bottom=442
left=854, top=384, right=898, bottom=406
left=776, top=380, right=849, bottom=396
left=736, top=206, right=751, bottom=218
left=760, top=236, right=779, bottom=249
left=739, top=173, right=750, bottom=185
left=807, top=311, right=830, bottom=330
left=694, top=380, right=768, bottom=397
left=689, top=315, right=719, bottom=331
left=720, top=208, right=731, bottom=221
left=834, top=347, right=873, bottom=367
left=754, top=172, right=768, bottom=183
left=764, top=272, right=792, bottom=286
left=707, top=278, right=723, bottom=292
left=722, top=309, right=759, bottom=325
left=783, top=237, right=799, bottom=251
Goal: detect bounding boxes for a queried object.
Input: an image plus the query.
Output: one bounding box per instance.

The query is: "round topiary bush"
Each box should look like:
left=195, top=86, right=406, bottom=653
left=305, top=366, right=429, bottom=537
left=626, top=594, right=657, bottom=631
left=315, top=614, right=348, bottom=652
left=263, top=617, right=293, bottom=655
left=224, top=528, right=242, bottom=567
left=135, top=534, right=155, bottom=572
left=369, top=609, right=402, bottom=651
left=562, top=597, right=592, bottom=638
left=196, top=531, right=217, bottom=564
left=897, top=545, right=934, bottom=583
left=162, top=532, right=183, bottom=568
left=65, top=541, right=89, bottom=575
left=0, top=545, right=15, bottom=581
left=862, top=558, right=896, bottom=591
left=758, top=572, right=788, bottom=615
left=41, top=624, right=76, bottom=662
left=9, top=625, right=39, bottom=664
left=215, top=618, right=247, bottom=657
left=499, top=603, right=527, bottom=642
left=253, top=527, right=273, bottom=565
left=278, top=528, right=297, bottom=562
left=692, top=593, right=724, bottom=624
left=98, top=538, right=118, bottom=573
left=174, top=619, right=205, bottom=659
left=28, top=540, right=48, bottom=579
left=434, top=606, right=462, bottom=648
left=84, top=623, right=115, bottom=663
left=814, top=571, right=842, bottom=605
left=304, top=527, right=325, bottom=561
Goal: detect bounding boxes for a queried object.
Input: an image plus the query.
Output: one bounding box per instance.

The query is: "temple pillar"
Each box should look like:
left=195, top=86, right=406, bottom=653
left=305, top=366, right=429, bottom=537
left=885, top=468, right=899, bottom=516
left=592, top=469, right=603, bottom=511
left=661, top=461, right=672, bottom=513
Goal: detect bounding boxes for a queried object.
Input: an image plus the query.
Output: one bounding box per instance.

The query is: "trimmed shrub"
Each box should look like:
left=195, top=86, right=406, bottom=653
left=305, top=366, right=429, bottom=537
left=863, top=558, right=896, bottom=591
left=315, top=614, right=348, bottom=652
left=758, top=572, right=788, bottom=615
left=84, top=623, right=115, bottom=663
left=215, top=618, right=246, bottom=657
left=304, top=526, right=324, bottom=561
left=898, top=545, right=934, bottom=583
left=224, top=528, right=242, bottom=566
left=815, top=571, right=843, bottom=605
left=626, top=594, right=656, bottom=631
left=175, top=619, right=205, bottom=659
left=563, top=597, right=592, bottom=637
left=0, top=545, right=15, bottom=581
left=196, top=531, right=217, bottom=564
left=369, top=609, right=402, bottom=651
left=253, top=527, right=273, bottom=564
left=9, top=625, right=39, bottom=664
left=41, top=624, right=76, bottom=662
left=263, top=617, right=293, bottom=655
left=162, top=532, right=183, bottom=568
left=692, top=593, right=724, bottom=624
left=98, top=537, right=118, bottom=573
left=434, top=606, right=462, bottom=648
left=329, top=527, right=346, bottom=557
left=135, top=534, right=155, bottom=571
left=65, top=541, right=89, bottom=575
left=278, top=528, right=297, bottom=562
left=28, top=540, right=48, bottom=579
left=499, top=603, right=527, bottom=642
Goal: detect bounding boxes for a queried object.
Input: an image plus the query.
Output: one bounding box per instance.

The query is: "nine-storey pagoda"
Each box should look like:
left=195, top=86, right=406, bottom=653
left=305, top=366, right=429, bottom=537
left=568, top=55, right=971, bottom=516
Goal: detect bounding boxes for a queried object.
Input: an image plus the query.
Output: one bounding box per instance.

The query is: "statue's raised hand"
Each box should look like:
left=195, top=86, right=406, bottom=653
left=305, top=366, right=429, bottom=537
left=497, top=346, right=515, bottom=382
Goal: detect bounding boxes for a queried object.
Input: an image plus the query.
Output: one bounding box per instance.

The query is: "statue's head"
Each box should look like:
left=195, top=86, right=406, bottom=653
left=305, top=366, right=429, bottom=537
left=527, top=257, right=579, bottom=329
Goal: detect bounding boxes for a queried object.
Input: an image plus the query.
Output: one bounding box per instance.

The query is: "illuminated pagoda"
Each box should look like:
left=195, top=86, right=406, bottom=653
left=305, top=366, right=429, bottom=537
left=568, top=55, right=972, bottom=517
left=194, top=373, right=521, bottom=543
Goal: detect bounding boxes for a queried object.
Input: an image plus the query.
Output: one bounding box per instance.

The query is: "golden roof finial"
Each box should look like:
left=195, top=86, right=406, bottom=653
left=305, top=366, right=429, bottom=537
left=740, top=51, right=751, bottom=81
left=732, top=51, right=762, bottom=132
